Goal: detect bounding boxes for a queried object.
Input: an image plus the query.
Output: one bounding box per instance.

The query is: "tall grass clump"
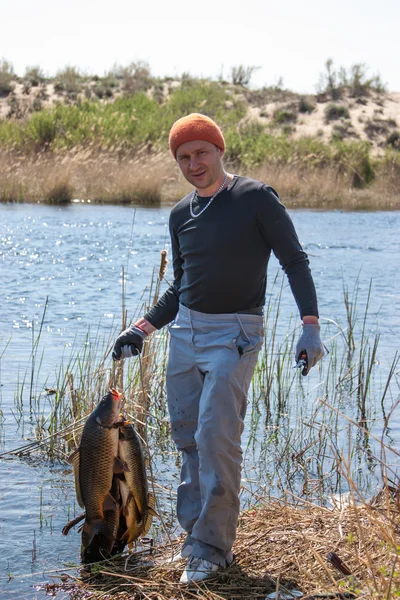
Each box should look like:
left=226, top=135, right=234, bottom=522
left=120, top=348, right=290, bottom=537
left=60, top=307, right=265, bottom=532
left=324, top=103, right=350, bottom=122
left=44, top=179, right=73, bottom=204
left=0, top=57, right=15, bottom=97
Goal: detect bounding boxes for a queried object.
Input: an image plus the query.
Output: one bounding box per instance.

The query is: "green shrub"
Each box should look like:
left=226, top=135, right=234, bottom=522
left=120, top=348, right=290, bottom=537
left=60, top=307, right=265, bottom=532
left=386, top=131, right=400, bottom=150
left=26, top=111, right=58, bottom=147
left=0, top=58, right=14, bottom=97
left=112, top=61, right=152, bottom=94
left=331, top=122, right=352, bottom=141
left=324, top=103, right=350, bottom=122
left=55, top=66, right=82, bottom=94
left=32, top=97, right=43, bottom=112
left=298, top=96, right=315, bottom=114
left=273, top=107, right=297, bottom=124
left=24, top=66, right=45, bottom=87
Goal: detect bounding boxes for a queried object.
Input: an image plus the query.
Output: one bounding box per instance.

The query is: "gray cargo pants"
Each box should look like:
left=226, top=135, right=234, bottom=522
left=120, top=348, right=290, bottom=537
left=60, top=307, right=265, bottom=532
left=166, top=304, right=264, bottom=566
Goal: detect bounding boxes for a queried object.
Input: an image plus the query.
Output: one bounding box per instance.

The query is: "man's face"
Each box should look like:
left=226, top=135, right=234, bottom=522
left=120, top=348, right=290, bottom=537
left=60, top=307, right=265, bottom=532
left=176, top=140, right=224, bottom=194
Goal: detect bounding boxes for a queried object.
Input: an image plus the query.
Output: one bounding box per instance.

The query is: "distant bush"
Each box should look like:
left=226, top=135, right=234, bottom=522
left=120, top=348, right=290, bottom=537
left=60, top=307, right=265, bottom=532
left=32, top=97, right=43, bottom=112
left=0, top=58, right=15, bottom=97
left=298, top=96, right=315, bottom=114
left=93, top=84, right=114, bottom=99
left=324, top=104, right=349, bottom=122
left=24, top=65, right=45, bottom=87
left=386, top=131, right=400, bottom=150
left=7, top=95, right=25, bottom=119
left=317, top=58, right=387, bottom=99
left=55, top=66, right=82, bottom=94
left=331, top=122, right=353, bottom=141
left=26, top=111, right=58, bottom=147
left=109, top=61, right=152, bottom=94
left=230, top=65, right=260, bottom=87
left=364, top=117, right=396, bottom=139
left=273, top=107, right=298, bottom=124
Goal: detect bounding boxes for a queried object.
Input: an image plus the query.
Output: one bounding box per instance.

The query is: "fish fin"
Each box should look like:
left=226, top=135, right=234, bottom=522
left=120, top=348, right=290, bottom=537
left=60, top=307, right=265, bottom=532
left=140, top=493, right=158, bottom=537
left=119, top=479, right=130, bottom=509
left=113, top=419, right=131, bottom=428
left=67, top=447, right=79, bottom=463
left=148, top=493, right=159, bottom=518
left=142, top=514, right=153, bottom=537
left=81, top=519, right=108, bottom=549
left=103, top=493, right=117, bottom=511
left=120, top=529, right=129, bottom=543
left=68, top=447, right=85, bottom=509
left=113, top=456, right=129, bottom=474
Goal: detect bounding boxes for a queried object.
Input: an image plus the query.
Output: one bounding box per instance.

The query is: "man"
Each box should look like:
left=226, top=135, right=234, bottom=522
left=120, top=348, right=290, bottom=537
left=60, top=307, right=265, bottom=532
left=112, top=113, right=324, bottom=583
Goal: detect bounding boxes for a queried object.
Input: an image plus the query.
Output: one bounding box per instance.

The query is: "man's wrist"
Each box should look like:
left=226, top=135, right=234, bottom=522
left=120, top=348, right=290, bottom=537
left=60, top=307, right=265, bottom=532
left=133, top=317, right=157, bottom=336
left=302, top=315, right=319, bottom=325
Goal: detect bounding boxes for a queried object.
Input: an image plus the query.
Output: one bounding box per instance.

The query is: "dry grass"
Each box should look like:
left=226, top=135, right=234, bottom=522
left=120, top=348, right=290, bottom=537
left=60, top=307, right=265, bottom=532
left=244, top=162, right=400, bottom=210
left=1, top=149, right=400, bottom=209
left=0, top=148, right=179, bottom=206
left=47, top=490, right=400, bottom=599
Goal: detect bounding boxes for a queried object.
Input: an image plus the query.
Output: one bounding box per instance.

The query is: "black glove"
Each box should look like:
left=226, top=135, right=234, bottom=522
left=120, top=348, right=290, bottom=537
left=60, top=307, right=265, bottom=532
left=112, top=325, right=147, bottom=361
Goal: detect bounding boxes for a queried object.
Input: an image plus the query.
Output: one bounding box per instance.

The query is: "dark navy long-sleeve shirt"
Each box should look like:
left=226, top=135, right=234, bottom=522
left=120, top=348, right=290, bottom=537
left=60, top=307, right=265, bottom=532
left=144, top=176, right=318, bottom=329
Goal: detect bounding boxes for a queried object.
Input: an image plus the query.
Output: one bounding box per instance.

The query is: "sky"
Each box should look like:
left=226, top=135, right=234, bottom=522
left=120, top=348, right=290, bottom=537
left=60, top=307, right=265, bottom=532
left=1, top=0, right=399, bottom=93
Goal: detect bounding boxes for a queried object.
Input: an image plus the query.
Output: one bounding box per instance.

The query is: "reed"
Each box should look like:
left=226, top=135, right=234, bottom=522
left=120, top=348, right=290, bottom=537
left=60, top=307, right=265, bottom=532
left=4, top=255, right=399, bottom=598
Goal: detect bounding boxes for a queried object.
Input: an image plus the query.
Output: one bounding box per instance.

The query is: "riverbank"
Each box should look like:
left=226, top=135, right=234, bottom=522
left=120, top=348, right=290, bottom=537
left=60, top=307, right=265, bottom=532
left=1, top=70, right=400, bottom=209
left=44, top=491, right=400, bottom=599
left=1, top=147, right=400, bottom=210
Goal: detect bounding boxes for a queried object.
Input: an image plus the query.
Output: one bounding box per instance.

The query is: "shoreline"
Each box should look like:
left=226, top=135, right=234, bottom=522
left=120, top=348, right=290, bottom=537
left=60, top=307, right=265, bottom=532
left=1, top=149, right=399, bottom=210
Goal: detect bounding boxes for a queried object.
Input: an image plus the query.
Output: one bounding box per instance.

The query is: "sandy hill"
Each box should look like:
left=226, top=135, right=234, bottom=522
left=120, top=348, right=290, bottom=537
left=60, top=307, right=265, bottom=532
left=1, top=78, right=399, bottom=156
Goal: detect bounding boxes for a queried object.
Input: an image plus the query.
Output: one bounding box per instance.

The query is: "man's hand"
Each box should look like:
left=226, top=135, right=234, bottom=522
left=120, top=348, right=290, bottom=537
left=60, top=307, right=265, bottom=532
left=112, top=325, right=147, bottom=361
left=295, top=323, right=324, bottom=375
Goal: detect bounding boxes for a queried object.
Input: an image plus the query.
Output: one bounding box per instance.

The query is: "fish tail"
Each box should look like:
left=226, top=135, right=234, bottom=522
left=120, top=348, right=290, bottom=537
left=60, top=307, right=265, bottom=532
left=81, top=518, right=109, bottom=549
left=121, top=528, right=136, bottom=544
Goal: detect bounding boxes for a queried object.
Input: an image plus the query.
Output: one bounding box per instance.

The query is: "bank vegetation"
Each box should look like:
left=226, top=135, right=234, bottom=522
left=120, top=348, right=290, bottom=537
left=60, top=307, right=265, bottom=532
left=0, top=59, right=399, bottom=209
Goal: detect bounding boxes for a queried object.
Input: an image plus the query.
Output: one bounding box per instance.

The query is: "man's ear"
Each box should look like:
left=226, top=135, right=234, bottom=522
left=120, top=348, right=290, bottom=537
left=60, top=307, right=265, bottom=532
left=216, top=145, right=225, bottom=159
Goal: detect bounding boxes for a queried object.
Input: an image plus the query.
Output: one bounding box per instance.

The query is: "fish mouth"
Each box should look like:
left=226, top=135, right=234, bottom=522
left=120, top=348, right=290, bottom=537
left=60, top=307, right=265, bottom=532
left=110, top=388, right=122, bottom=401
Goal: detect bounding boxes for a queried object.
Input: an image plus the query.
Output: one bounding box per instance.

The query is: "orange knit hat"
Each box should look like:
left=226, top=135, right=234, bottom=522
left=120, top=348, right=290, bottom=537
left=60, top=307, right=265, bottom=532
left=169, top=113, right=225, bottom=158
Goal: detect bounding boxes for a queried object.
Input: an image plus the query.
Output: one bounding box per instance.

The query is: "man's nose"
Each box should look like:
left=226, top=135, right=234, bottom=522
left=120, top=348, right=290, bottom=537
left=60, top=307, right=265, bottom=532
left=189, top=155, right=200, bottom=171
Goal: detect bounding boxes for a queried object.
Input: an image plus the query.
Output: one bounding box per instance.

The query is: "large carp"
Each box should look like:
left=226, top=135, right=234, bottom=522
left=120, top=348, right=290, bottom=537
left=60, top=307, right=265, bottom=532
left=118, top=423, right=158, bottom=544
left=69, top=388, right=126, bottom=549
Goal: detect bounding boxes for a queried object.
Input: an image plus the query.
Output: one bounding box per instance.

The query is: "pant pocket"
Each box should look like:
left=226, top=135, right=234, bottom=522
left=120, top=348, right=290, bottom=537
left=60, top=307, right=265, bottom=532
left=234, top=320, right=264, bottom=357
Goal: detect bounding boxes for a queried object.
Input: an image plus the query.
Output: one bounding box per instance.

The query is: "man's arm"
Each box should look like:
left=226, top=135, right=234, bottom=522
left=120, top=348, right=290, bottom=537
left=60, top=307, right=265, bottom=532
left=256, top=185, right=324, bottom=372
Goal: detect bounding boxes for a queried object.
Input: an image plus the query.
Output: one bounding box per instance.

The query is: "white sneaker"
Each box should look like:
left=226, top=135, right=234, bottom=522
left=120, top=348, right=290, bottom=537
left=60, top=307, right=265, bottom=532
left=180, top=556, right=220, bottom=583
left=169, top=543, right=193, bottom=563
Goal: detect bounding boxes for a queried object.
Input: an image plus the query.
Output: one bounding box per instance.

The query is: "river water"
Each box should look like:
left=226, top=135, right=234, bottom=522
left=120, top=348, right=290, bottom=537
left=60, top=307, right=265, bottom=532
left=0, top=203, right=399, bottom=599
